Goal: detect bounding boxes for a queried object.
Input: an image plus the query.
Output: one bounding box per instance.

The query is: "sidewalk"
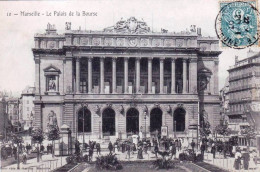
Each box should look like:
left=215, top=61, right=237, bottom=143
left=204, top=152, right=260, bottom=172
left=2, top=154, right=68, bottom=172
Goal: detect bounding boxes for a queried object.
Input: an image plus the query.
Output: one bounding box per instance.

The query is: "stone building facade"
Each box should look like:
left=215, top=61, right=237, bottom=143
left=227, top=51, right=260, bottom=131
left=33, top=18, right=221, bottom=141
left=20, top=86, right=35, bottom=130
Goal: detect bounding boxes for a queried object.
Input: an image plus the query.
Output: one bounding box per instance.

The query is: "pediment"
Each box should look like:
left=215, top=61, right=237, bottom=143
left=44, top=65, right=60, bottom=72
left=198, top=67, right=212, bottom=75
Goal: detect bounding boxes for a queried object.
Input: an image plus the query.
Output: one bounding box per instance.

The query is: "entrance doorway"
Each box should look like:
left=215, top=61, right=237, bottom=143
left=126, top=108, right=139, bottom=135
left=102, top=108, right=115, bottom=136
left=150, top=108, right=162, bottom=133
left=174, top=108, right=186, bottom=131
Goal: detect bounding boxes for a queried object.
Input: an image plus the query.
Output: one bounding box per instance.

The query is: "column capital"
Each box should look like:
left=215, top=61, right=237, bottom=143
left=189, top=58, right=197, bottom=63
left=135, top=57, right=141, bottom=61
left=76, top=57, right=81, bottom=62
left=160, top=57, right=165, bottom=62
left=88, top=57, right=93, bottom=62
left=147, top=57, right=153, bottom=61
left=100, top=56, right=105, bottom=59
left=171, top=58, right=176, bottom=62
left=112, top=57, right=117, bottom=61
left=182, top=58, right=188, bottom=62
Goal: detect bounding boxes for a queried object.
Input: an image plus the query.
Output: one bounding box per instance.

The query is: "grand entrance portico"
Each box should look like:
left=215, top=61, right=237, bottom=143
left=33, top=17, right=221, bottom=141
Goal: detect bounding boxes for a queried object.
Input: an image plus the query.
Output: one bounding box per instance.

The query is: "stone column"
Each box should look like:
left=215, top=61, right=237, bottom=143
left=171, top=58, right=176, bottom=94
left=183, top=58, right=187, bottom=93
left=148, top=57, right=152, bottom=94
left=189, top=58, right=197, bottom=94
left=76, top=57, right=81, bottom=93
left=160, top=58, right=164, bottom=94
left=112, top=57, right=117, bottom=93
left=35, top=58, right=40, bottom=94
left=135, top=57, right=140, bottom=93
left=100, top=57, right=105, bottom=94
left=124, top=57, right=129, bottom=93
left=88, top=57, right=92, bottom=93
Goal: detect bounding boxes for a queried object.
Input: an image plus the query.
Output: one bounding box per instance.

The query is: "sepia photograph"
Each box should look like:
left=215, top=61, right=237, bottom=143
left=0, top=0, right=260, bottom=171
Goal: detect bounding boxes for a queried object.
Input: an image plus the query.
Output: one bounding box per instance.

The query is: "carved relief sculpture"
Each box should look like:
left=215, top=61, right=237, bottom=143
left=104, top=17, right=150, bottom=34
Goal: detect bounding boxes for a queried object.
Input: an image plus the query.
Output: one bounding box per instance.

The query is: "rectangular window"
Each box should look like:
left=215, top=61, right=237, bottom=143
left=80, top=79, right=87, bottom=93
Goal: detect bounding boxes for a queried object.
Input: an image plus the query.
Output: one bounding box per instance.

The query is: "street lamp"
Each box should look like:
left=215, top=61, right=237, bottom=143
left=144, top=112, right=147, bottom=139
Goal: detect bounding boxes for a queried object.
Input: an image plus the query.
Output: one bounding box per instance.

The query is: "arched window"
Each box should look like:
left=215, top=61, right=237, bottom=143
left=102, top=108, right=115, bottom=136
left=150, top=108, right=162, bottom=133
left=126, top=108, right=139, bottom=134
left=78, top=107, right=91, bottom=133
left=174, top=108, right=186, bottom=132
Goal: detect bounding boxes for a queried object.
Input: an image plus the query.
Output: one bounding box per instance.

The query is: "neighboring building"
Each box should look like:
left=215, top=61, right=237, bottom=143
left=32, top=18, right=221, bottom=142
left=6, top=97, right=21, bottom=132
left=227, top=50, right=260, bottom=146
left=220, top=77, right=230, bottom=115
left=0, top=97, right=8, bottom=140
left=20, top=86, right=35, bottom=130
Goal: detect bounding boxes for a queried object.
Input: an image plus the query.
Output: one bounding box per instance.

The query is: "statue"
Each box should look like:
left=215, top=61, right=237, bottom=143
left=48, top=78, right=56, bottom=91
left=190, top=25, right=196, bottom=32
left=47, top=110, right=58, bottom=127
left=65, top=22, right=71, bottom=30
left=199, top=75, right=210, bottom=91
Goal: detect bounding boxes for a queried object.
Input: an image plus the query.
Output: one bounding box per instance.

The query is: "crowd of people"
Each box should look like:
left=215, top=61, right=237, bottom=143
left=1, top=142, right=54, bottom=164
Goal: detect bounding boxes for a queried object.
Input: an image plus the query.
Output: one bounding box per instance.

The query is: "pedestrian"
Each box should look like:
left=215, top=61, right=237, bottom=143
left=178, top=139, right=182, bottom=151
left=242, top=149, right=250, bottom=170
left=40, top=144, right=45, bottom=154
left=96, top=142, right=101, bottom=155
left=234, top=149, right=242, bottom=170
left=154, top=143, right=159, bottom=158
left=137, top=145, right=143, bottom=159
left=191, top=140, right=195, bottom=152
left=170, top=143, right=176, bottom=159
left=108, top=141, right=113, bottom=154
left=1, top=146, right=7, bottom=160
left=211, top=143, right=216, bottom=159
left=125, top=142, right=131, bottom=160
left=89, top=147, right=93, bottom=162
left=22, top=151, right=27, bottom=164
left=26, top=144, right=30, bottom=154
left=13, top=146, right=17, bottom=160
left=200, top=142, right=206, bottom=160
left=249, top=150, right=257, bottom=170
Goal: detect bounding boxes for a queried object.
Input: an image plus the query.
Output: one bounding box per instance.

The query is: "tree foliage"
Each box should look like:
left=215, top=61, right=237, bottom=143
left=200, top=121, right=211, bottom=138
left=240, top=126, right=256, bottom=142
left=10, top=133, right=23, bottom=144
left=47, top=125, right=60, bottom=141
left=30, top=128, right=44, bottom=143
left=215, top=119, right=231, bottom=136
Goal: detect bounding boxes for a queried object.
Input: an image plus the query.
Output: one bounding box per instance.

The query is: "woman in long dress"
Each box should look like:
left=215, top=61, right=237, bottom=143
left=249, top=151, right=257, bottom=170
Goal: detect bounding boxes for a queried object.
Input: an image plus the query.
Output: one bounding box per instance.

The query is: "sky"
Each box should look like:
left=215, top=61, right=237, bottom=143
left=0, top=0, right=258, bottom=96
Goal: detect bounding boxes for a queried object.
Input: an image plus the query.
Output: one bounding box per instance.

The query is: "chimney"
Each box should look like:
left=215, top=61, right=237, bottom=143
left=197, top=27, right=201, bottom=36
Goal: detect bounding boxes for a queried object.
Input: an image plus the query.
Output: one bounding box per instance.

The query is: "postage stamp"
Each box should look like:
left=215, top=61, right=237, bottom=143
left=215, top=0, right=260, bottom=49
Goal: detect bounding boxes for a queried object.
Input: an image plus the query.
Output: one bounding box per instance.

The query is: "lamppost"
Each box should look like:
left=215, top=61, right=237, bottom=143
left=81, top=103, right=85, bottom=150
left=144, top=112, right=147, bottom=139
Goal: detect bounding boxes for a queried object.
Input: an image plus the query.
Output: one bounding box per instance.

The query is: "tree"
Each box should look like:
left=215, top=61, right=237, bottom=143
left=10, top=133, right=23, bottom=169
left=30, top=128, right=44, bottom=162
left=200, top=121, right=211, bottom=140
left=240, top=126, right=256, bottom=147
left=215, top=119, right=231, bottom=139
left=46, top=125, right=60, bottom=157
